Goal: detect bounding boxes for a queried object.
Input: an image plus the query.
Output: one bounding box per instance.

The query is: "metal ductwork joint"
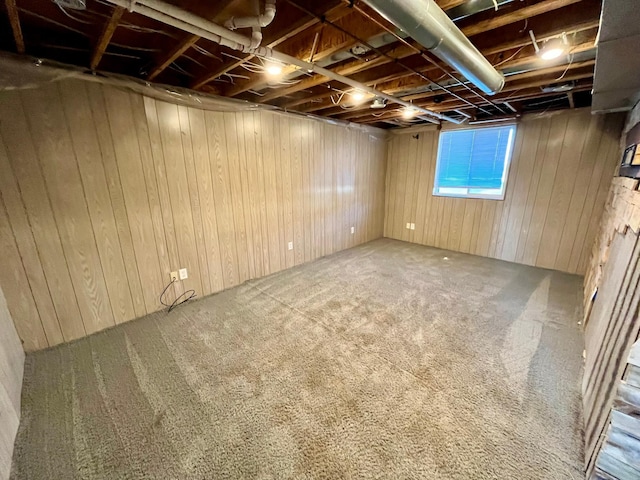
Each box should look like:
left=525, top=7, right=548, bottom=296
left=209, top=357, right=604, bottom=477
left=361, top=0, right=505, bottom=95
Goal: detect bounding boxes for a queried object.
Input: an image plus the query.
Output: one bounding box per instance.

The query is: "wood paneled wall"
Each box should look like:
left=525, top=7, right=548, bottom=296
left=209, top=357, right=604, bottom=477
left=0, top=284, right=24, bottom=480
left=0, top=79, right=386, bottom=351
left=384, top=109, right=624, bottom=274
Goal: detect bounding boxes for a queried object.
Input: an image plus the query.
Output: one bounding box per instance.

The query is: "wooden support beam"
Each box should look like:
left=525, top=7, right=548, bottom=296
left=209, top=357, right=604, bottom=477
left=335, top=61, right=595, bottom=122
left=285, top=8, right=599, bottom=112
left=568, top=91, right=575, bottom=108
left=148, top=34, right=199, bottom=80
left=4, top=0, right=25, bottom=54
left=259, top=43, right=417, bottom=103
left=147, top=0, right=235, bottom=81
left=225, top=8, right=382, bottom=97
left=460, top=0, right=584, bottom=37
left=91, top=6, right=125, bottom=70
left=356, top=73, right=594, bottom=123
left=191, top=4, right=348, bottom=91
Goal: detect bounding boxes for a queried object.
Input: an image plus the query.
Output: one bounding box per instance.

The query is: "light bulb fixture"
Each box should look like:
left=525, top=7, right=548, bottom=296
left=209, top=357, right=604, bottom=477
left=402, top=107, right=418, bottom=119
left=370, top=97, right=387, bottom=109
left=349, top=90, right=366, bottom=103
left=529, top=30, right=569, bottom=61
left=265, top=62, right=283, bottom=77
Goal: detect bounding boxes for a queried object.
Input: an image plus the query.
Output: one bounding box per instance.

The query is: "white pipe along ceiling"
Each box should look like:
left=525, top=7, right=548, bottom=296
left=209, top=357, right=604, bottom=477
left=105, top=0, right=466, bottom=124
left=362, top=0, right=506, bottom=95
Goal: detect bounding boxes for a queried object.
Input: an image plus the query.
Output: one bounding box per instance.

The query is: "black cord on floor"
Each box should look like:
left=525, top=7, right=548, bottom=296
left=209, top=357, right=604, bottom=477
left=160, top=279, right=197, bottom=312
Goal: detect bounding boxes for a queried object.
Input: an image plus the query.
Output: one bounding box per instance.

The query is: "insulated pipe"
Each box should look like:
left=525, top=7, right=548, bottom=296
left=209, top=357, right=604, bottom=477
left=225, top=0, right=277, bottom=30
left=107, top=0, right=462, bottom=123
left=361, top=0, right=505, bottom=95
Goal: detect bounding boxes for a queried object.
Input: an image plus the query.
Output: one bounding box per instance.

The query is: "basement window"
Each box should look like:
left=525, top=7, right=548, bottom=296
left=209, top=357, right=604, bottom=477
left=433, top=125, right=516, bottom=200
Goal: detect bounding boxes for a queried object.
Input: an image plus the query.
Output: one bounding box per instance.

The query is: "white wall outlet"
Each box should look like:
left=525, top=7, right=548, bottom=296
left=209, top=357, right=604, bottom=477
left=410, top=223, right=416, bottom=230
left=350, top=226, right=355, bottom=234
left=406, top=222, right=411, bottom=229
left=288, top=241, right=293, bottom=250
left=179, top=268, right=188, bottom=280
left=170, top=271, right=178, bottom=282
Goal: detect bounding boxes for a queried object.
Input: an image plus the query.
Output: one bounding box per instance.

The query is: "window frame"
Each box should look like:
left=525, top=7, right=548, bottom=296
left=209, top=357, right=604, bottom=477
left=432, top=124, right=517, bottom=201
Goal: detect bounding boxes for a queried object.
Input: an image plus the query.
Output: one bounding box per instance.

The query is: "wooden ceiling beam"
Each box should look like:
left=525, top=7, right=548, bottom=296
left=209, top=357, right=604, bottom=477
left=336, top=63, right=595, bottom=122
left=191, top=4, right=349, bottom=92
left=287, top=6, right=599, bottom=113
left=356, top=72, right=594, bottom=123
left=225, top=8, right=384, bottom=98
left=147, top=0, right=235, bottom=81
left=259, top=43, right=417, bottom=103
left=251, top=0, right=514, bottom=103
left=459, top=0, right=584, bottom=37
left=4, top=0, right=25, bottom=54
left=90, top=5, right=125, bottom=70
left=314, top=41, right=594, bottom=119
left=366, top=87, right=593, bottom=126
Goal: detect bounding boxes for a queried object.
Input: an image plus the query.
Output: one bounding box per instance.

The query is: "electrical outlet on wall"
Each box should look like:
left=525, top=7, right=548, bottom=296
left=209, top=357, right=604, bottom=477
left=406, top=223, right=411, bottom=229
left=288, top=241, right=293, bottom=251
left=350, top=226, right=355, bottom=234
left=179, top=268, right=188, bottom=280
left=410, top=223, right=416, bottom=230
left=170, top=271, right=178, bottom=282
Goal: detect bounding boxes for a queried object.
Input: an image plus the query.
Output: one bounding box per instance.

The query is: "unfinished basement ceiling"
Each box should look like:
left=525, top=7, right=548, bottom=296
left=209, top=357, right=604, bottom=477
left=0, top=0, right=600, bottom=128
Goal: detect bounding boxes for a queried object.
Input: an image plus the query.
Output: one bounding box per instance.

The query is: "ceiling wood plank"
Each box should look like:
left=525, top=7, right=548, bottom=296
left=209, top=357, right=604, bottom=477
left=90, top=6, right=125, bottom=70
left=147, top=0, right=235, bottom=81
left=260, top=0, right=592, bottom=110
left=224, top=8, right=381, bottom=97
left=461, top=0, right=585, bottom=37
left=356, top=72, right=594, bottom=123
left=4, top=0, right=25, bottom=54
left=335, top=60, right=595, bottom=122
left=191, top=4, right=348, bottom=91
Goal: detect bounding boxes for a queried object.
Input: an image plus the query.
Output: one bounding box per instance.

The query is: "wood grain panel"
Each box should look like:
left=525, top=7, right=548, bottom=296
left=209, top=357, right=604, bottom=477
left=22, top=84, right=115, bottom=335
left=0, top=283, right=24, bottom=480
left=0, top=91, right=85, bottom=342
left=0, top=79, right=386, bottom=351
left=384, top=109, right=624, bottom=274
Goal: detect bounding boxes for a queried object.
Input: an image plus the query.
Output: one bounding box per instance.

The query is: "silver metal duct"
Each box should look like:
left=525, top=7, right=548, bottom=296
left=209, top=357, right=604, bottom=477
left=361, top=0, right=505, bottom=95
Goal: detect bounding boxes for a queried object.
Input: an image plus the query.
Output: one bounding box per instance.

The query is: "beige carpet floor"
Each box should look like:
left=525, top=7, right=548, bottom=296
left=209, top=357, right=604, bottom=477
left=11, top=239, right=585, bottom=479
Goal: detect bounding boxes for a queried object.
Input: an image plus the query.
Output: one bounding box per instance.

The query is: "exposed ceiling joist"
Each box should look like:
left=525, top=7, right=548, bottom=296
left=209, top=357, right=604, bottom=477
left=190, top=3, right=349, bottom=91
left=3, top=0, right=25, bottom=54
left=90, top=5, right=124, bottom=70
left=460, top=0, right=584, bottom=37
left=147, top=0, right=235, bottom=81
left=357, top=72, right=594, bottom=123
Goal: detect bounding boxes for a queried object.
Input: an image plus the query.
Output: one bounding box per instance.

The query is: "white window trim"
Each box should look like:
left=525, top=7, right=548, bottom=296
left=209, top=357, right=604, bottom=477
left=432, top=124, right=517, bottom=201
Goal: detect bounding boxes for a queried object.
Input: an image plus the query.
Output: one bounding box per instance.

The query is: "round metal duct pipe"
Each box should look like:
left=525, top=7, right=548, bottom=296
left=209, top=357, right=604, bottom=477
left=361, top=0, right=505, bottom=95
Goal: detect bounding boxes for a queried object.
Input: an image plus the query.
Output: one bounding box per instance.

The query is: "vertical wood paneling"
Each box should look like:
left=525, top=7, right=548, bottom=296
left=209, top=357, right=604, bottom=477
left=59, top=81, right=135, bottom=325
left=0, top=91, right=85, bottom=342
left=87, top=84, right=147, bottom=318
left=384, top=109, right=624, bottom=274
left=24, top=84, right=115, bottom=335
left=0, top=283, right=24, bottom=480
left=0, top=80, right=386, bottom=351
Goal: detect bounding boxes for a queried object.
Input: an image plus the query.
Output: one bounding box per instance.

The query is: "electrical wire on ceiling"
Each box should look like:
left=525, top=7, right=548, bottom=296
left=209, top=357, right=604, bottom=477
left=169, top=62, right=195, bottom=77
left=19, top=7, right=89, bottom=36
left=283, top=0, right=500, bottom=117
left=554, top=53, right=575, bottom=81
left=191, top=44, right=222, bottom=62
left=181, top=54, right=207, bottom=69
left=334, top=0, right=508, bottom=116
left=56, top=4, right=94, bottom=24
left=493, top=46, right=526, bottom=68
